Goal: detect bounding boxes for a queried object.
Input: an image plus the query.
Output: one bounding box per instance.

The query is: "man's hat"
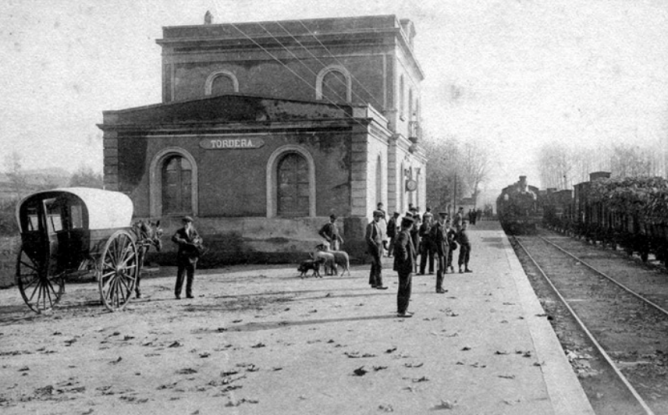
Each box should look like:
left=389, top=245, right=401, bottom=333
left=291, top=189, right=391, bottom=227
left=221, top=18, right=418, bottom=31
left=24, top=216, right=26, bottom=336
left=423, top=211, right=433, bottom=219
left=373, top=210, right=384, bottom=217
left=439, top=211, right=448, bottom=217
left=401, top=217, right=414, bottom=227
left=393, top=212, right=400, bottom=217
left=182, top=216, right=194, bottom=223
left=330, top=214, right=337, bottom=220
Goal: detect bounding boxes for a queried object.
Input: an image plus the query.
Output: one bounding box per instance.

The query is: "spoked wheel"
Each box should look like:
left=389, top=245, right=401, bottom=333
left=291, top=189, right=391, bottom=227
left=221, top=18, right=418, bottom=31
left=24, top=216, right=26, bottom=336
left=98, top=230, right=138, bottom=311
left=16, top=247, right=65, bottom=313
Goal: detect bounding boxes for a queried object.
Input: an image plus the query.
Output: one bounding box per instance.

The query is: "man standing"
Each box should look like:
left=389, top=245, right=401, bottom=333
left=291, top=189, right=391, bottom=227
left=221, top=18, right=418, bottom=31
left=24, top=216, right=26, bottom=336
left=365, top=210, right=388, bottom=289
left=386, top=212, right=400, bottom=257
left=319, top=214, right=344, bottom=251
left=172, top=216, right=203, bottom=299
left=394, top=216, right=416, bottom=317
left=418, top=211, right=434, bottom=275
left=410, top=213, right=421, bottom=273
left=454, top=207, right=465, bottom=231
left=431, top=212, right=450, bottom=293
left=457, top=220, right=473, bottom=273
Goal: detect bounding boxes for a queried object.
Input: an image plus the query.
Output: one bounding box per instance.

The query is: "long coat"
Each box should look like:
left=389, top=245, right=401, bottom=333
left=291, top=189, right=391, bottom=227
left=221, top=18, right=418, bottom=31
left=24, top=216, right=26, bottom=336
left=430, top=222, right=454, bottom=256
left=393, top=229, right=415, bottom=273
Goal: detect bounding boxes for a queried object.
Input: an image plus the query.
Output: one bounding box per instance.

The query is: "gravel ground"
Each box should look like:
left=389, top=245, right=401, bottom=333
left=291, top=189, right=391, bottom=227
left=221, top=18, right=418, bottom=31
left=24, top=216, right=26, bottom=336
left=0, top=230, right=558, bottom=415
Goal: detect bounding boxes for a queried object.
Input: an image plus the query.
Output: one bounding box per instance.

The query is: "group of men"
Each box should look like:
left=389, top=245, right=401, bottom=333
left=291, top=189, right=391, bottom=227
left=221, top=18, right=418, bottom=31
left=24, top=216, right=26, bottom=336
left=366, top=204, right=473, bottom=317
left=170, top=203, right=473, bottom=318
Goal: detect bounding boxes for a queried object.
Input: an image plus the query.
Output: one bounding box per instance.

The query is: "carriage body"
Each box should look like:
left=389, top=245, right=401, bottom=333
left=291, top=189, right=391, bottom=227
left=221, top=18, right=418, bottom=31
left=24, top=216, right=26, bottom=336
left=15, top=188, right=140, bottom=313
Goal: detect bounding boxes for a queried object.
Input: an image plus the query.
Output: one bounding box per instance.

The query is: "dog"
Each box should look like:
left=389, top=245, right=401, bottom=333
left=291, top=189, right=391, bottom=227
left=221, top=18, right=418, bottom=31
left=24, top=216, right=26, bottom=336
left=312, top=249, right=337, bottom=276
left=315, top=243, right=351, bottom=276
left=298, top=258, right=324, bottom=278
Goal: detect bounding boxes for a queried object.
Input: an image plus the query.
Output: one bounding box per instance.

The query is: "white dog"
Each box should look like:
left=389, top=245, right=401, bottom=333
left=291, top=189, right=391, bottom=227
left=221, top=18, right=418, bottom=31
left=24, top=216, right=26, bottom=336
left=315, top=243, right=351, bottom=276
left=311, top=250, right=337, bottom=276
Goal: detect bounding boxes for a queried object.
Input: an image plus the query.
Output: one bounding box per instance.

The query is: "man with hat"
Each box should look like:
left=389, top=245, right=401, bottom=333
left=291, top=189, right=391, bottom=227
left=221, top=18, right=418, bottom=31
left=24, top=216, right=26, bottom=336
left=365, top=210, right=388, bottom=289
left=430, top=212, right=452, bottom=294
left=319, top=214, right=344, bottom=251
left=394, top=215, right=416, bottom=317
left=171, top=216, right=203, bottom=299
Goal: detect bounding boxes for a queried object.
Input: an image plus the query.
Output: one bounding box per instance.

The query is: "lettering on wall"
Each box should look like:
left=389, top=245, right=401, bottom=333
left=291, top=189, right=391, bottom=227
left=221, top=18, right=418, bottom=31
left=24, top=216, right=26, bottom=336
left=199, top=137, right=266, bottom=150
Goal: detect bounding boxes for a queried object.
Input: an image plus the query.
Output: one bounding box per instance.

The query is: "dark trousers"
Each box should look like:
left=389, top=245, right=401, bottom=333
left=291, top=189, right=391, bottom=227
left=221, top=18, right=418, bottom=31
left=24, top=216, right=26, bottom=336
left=435, top=254, right=446, bottom=290
left=458, top=243, right=471, bottom=268
left=397, top=270, right=412, bottom=314
left=419, top=243, right=434, bottom=274
left=175, top=260, right=196, bottom=297
left=368, top=243, right=383, bottom=287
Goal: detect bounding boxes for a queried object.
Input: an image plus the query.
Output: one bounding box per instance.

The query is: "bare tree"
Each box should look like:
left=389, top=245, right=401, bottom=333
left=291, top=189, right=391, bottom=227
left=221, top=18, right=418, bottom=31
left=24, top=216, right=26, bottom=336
left=610, top=144, right=660, bottom=178
left=4, top=151, right=27, bottom=199
left=460, top=141, right=490, bottom=208
left=537, top=143, right=573, bottom=189
left=423, top=134, right=461, bottom=213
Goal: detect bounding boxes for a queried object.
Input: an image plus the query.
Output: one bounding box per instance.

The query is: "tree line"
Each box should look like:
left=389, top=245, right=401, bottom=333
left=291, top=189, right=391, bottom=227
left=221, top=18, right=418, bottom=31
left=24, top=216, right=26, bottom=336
left=537, top=142, right=664, bottom=189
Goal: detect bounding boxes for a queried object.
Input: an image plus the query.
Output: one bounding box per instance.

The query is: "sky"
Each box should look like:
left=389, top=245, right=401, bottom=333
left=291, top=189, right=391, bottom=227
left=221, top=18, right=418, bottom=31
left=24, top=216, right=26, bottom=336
left=2, top=0, right=668, bottom=198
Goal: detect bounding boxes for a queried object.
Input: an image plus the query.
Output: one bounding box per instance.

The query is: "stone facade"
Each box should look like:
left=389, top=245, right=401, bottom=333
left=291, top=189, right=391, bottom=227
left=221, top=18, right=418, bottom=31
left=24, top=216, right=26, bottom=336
left=99, top=14, right=426, bottom=264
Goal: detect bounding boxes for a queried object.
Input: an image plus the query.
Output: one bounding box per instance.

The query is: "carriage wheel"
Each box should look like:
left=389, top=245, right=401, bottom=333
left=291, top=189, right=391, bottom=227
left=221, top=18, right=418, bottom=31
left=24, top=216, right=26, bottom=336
left=98, top=230, right=138, bottom=311
left=16, top=247, right=65, bottom=313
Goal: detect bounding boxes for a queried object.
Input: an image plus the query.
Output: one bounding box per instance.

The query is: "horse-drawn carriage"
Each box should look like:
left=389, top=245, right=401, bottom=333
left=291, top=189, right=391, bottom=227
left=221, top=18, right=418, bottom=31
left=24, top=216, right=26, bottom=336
left=15, top=187, right=161, bottom=313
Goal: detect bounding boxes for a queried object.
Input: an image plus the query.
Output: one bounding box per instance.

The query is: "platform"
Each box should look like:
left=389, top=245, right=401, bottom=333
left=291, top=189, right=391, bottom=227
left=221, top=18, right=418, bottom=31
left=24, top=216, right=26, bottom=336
left=0, top=220, right=594, bottom=414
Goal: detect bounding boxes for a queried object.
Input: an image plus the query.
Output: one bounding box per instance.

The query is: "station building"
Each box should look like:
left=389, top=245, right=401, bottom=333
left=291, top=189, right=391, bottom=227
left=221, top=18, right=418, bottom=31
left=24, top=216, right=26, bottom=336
left=98, top=14, right=427, bottom=263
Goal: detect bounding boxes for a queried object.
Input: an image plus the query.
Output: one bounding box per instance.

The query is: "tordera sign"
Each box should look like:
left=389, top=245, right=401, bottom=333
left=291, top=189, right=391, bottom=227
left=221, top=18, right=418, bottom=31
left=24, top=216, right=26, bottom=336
left=199, top=136, right=265, bottom=150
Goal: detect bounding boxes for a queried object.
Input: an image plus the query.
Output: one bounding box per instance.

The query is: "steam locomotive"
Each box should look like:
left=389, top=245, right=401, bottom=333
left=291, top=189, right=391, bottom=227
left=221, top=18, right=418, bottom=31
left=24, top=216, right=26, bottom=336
left=496, top=176, right=541, bottom=234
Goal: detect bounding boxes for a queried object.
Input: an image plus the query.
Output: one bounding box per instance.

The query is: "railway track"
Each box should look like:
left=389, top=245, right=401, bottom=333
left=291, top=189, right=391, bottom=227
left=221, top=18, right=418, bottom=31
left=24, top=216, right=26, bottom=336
left=512, top=233, right=668, bottom=415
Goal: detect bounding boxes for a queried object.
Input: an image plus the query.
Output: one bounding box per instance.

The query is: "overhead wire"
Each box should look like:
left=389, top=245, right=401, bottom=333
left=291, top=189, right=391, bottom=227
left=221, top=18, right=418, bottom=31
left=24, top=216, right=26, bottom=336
left=255, top=21, right=350, bottom=104
left=295, top=20, right=387, bottom=111
left=225, top=20, right=374, bottom=131
left=273, top=20, right=386, bottom=110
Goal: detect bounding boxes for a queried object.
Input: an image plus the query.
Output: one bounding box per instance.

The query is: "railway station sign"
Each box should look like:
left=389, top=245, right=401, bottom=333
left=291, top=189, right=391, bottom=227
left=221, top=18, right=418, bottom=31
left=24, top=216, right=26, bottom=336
left=199, top=136, right=265, bottom=150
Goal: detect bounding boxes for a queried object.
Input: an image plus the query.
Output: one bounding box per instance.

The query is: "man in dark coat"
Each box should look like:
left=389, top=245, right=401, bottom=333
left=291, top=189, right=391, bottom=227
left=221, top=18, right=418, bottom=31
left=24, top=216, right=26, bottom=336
left=418, top=211, right=435, bottom=275
left=394, top=216, right=416, bottom=317
left=171, top=216, right=203, bottom=299
left=365, top=210, right=388, bottom=289
left=430, top=212, right=451, bottom=293
left=386, top=212, right=400, bottom=257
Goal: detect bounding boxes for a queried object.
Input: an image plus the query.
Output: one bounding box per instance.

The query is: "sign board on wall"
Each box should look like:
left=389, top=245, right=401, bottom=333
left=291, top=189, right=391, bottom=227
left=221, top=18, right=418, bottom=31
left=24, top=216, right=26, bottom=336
left=199, top=135, right=266, bottom=150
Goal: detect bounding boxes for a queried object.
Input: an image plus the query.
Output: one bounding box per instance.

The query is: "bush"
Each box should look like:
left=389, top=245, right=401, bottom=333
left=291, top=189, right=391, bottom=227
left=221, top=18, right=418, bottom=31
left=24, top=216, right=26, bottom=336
left=0, top=198, right=19, bottom=235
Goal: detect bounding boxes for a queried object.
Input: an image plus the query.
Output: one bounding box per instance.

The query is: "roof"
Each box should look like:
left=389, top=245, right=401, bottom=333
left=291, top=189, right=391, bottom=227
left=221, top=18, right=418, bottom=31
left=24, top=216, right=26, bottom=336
left=16, top=187, right=134, bottom=232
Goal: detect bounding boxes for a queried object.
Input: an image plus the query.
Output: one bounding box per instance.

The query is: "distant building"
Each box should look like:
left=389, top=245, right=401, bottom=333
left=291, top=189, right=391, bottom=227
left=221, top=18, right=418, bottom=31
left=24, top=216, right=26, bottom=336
left=98, top=14, right=426, bottom=263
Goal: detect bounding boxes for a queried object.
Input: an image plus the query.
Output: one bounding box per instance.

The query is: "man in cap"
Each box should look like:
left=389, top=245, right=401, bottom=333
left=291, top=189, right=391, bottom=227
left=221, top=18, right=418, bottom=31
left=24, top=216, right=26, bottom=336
left=394, top=216, right=416, bottom=317
left=171, top=216, right=203, bottom=300
left=319, top=214, right=344, bottom=251
left=365, top=210, right=388, bottom=289
left=430, top=212, right=451, bottom=293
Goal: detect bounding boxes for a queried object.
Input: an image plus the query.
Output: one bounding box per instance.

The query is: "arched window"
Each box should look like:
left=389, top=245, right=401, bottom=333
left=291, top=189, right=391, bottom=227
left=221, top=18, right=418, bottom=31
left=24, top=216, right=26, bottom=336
left=204, top=70, right=239, bottom=96
left=266, top=145, right=316, bottom=218
left=149, top=147, right=198, bottom=218
left=161, top=155, right=192, bottom=215
left=316, top=65, right=351, bottom=102
left=277, top=153, right=309, bottom=217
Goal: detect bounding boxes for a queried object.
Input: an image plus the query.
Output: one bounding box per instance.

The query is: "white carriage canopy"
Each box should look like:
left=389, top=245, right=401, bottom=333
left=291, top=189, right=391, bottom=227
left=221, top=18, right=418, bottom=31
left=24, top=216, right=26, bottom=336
left=16, top=187, right=134, bottom=232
